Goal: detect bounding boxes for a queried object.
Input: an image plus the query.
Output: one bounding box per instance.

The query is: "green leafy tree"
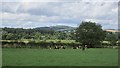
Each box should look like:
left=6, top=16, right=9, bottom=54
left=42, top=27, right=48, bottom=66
left=105, top=32, right=118, bottom=46
left=75, top=21, right=105, bottom=50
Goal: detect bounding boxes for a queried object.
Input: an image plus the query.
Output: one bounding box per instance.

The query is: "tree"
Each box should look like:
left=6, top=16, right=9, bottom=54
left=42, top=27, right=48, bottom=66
left=75, top=21, right=105, bottom=50
left=105, top=32, right=118, bottom=46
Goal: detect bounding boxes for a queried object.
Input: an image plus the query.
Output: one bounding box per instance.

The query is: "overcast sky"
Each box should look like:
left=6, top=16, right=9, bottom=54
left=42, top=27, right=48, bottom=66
left=0, top=0, right=119, bottom=29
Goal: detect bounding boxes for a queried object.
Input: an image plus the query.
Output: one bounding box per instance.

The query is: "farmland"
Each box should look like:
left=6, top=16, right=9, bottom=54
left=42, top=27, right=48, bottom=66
left=1, top=22, right=119, bottom=67
left=2, top=48, right=118, bottom=66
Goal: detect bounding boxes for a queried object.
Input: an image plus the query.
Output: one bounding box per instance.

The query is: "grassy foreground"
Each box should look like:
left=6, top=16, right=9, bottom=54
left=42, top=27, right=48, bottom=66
left=2, top=48, right=118, bottom=66
left=0, top=48, right=2, bottom=67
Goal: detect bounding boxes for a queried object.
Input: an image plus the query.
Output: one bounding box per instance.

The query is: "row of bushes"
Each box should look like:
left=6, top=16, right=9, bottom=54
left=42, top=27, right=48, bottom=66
left=1, top=40, right=119, bottom=48
left=1, top=41, right=81, bottom=49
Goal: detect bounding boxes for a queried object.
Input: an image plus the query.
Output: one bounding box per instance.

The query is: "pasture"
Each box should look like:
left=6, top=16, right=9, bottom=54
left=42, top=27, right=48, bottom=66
left=2, top=48, right=118, bottom=66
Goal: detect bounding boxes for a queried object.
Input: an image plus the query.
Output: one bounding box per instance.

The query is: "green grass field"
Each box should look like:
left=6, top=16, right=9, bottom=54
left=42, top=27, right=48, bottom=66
left=0, top=48, right=2, bottom=67
left=2, top=48, right=118, bottom=66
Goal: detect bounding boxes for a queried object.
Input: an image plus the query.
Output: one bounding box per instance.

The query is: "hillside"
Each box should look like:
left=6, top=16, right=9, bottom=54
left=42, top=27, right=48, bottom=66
left=35, top=25, right=76, bottom=31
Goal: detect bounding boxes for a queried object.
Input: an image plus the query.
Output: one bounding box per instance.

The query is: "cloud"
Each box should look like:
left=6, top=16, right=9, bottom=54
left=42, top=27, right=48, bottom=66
left=1, top=1, right=118, bottom=29
left=2, top=0, right=119, bottom=2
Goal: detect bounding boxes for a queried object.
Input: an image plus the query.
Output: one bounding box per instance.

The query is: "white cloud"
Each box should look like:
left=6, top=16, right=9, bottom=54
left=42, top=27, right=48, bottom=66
left=2, top=0, right=119, bottom=2
left=1, top=1, right=118, bottom=29
left=1, top=12, right=30, bottom=20
left=53, top=2, right=118, bottom=19
left=1, top=12, right=61, bottom=22
left=112, top=7, right=118, bottom=13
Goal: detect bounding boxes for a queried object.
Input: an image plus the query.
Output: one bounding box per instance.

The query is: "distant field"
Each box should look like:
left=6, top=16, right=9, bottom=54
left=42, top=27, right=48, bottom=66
left=2, top=48, right=118, bottom=66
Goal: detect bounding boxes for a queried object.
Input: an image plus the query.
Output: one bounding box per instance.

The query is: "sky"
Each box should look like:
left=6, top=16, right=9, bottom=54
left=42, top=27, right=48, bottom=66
left=0, top=0, right=119, bottom=29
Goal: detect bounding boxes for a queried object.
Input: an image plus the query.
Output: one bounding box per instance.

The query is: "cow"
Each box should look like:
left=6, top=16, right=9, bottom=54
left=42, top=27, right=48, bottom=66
left=54, top=45, right=59, bottom=49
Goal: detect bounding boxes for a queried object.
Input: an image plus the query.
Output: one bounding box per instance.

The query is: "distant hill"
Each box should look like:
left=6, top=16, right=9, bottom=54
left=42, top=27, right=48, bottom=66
left=35, top=26, right=120, bottom=33
left=35, top=27, right=52, bottom=31
left=35, top=25, right=76, bottom=32
left=50, top=25, right=76, bottom=31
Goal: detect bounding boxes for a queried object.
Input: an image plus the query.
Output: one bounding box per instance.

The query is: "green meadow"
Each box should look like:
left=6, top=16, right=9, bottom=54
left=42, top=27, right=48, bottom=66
left=2, top=48, right=118, bottom=66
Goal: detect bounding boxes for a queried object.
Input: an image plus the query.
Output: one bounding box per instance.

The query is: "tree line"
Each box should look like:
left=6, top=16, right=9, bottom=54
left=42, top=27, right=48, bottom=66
left=1, top=27, right=74, bottom=40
